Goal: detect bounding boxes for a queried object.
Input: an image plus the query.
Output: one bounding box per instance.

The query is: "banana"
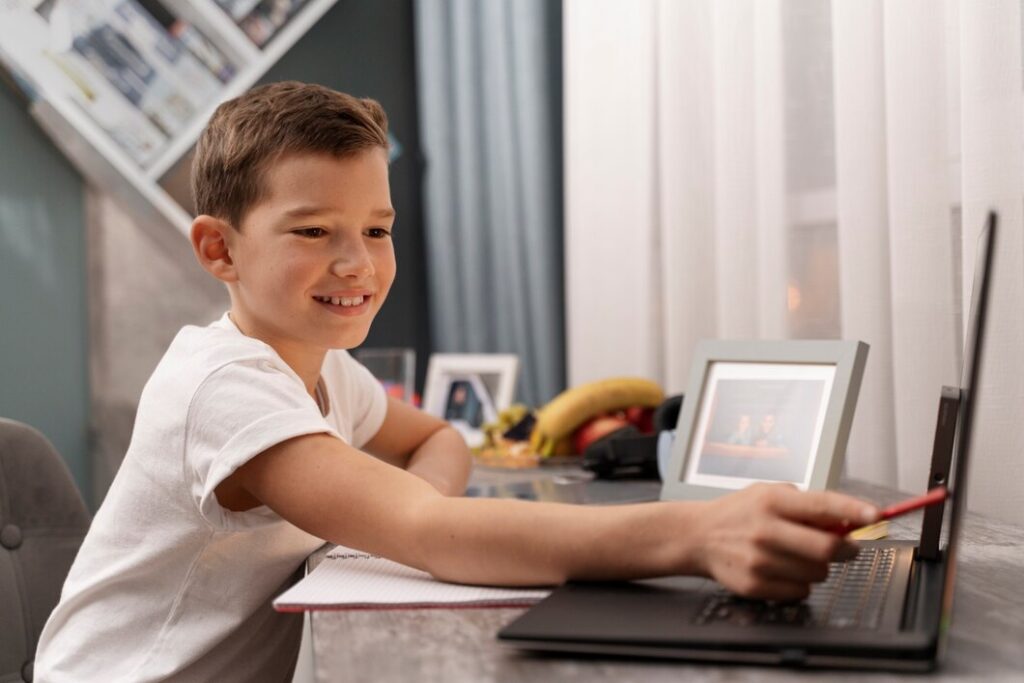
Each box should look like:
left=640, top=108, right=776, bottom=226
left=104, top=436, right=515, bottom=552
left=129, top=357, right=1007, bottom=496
left=530, top=377, right=664, bottom=456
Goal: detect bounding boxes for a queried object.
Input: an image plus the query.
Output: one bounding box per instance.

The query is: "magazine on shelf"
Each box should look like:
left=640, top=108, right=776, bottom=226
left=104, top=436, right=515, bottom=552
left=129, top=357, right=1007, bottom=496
left=221, top=0, right=311, bottom=47
left=169, top=21, right=235, bottom=83
left=214, top=0, right=261, bottom=22
left=0, top=0, right=167, bottom=165
left=43, top=0, right=229, bottom=138
left=70, top=20, right=194, bottom=135
left=47, top=48, right=168, bottom=165
left=134, top=0, right=238, bottom=85
left=110, top=1, right=223, bottom=103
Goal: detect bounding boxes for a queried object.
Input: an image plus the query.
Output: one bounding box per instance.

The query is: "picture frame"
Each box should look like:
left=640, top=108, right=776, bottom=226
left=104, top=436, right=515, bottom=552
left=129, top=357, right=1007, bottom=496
left=422, top=353, right=520, bottom=447
left=661, top=340, right=868, bottom=501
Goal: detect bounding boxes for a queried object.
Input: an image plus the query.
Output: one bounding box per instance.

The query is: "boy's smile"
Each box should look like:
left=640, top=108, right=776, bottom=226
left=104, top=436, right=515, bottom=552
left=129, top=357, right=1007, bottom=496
left=312, top=293, right=372, bottom=315
left=208, top=148, right=396, bottom=388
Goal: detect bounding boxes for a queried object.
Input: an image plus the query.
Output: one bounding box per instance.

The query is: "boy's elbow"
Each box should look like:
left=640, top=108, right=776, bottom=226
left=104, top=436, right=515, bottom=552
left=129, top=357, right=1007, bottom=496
left=446, top=429, right=474, bottom=491
left=424, top=426, right=473, bottom=496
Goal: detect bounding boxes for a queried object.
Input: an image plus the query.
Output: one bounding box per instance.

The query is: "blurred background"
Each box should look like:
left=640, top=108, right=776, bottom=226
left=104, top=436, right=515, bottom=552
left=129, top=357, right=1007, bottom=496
left=1, top=0, right=1022, bottom=527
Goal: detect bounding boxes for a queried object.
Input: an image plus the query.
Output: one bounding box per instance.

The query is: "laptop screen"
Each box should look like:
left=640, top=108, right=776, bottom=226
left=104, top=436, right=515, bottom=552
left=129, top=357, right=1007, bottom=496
left=938, top=211, right=996, bottom=644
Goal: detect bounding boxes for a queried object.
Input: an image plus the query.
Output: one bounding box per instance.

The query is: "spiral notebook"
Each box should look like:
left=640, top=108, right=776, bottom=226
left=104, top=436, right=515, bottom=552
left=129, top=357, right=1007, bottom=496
left=273, top=546, right=550, bottom=612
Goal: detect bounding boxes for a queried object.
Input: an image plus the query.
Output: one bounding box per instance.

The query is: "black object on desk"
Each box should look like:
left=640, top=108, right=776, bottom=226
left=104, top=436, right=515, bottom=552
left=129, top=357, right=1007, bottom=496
left=581, top=394, right=684, bottom=480
left=581, top=429, right=658, bottom=479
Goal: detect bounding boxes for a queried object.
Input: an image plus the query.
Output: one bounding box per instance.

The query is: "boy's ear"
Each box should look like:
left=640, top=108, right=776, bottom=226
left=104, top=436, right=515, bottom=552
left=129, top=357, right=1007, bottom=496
left=191, top=215, right=238, bottom=283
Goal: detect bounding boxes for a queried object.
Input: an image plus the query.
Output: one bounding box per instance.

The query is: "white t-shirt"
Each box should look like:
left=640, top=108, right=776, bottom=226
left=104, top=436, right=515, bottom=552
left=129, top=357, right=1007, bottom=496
left=36, top=313, right=387, bottom=682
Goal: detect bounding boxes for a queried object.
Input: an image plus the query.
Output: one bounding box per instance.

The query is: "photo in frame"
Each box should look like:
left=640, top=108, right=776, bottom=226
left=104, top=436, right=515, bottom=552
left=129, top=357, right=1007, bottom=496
left=661, top=340, right=868, bottom=501
left=422, top=354, right=519, bottom=447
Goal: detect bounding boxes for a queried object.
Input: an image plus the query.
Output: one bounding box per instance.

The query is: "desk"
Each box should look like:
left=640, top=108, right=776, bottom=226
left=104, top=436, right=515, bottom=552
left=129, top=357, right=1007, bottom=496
left=308, top=473, right=1024, bottom=682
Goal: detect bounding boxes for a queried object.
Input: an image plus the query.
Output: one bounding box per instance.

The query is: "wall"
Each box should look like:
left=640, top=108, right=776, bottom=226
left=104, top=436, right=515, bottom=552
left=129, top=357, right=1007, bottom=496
left=0, top=84, right=92, bottom=505
left=87, top=0, right=430, bottom=501
left=86, top=192, right=228, bottom=505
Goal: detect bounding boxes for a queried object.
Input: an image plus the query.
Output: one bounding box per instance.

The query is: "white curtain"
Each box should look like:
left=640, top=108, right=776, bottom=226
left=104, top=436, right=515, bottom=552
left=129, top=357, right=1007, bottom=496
left=565, top=0, right=1024, bottom=524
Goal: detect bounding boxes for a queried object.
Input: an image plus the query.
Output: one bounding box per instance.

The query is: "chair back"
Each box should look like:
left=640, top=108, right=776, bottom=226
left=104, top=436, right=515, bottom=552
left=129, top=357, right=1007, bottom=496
left=0, top=418, right=90, bottom=682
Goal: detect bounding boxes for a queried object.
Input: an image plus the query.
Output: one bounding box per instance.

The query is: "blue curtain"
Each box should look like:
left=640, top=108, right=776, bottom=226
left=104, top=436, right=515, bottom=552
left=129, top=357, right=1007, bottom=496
left=413, top=0, right=565, bottom=406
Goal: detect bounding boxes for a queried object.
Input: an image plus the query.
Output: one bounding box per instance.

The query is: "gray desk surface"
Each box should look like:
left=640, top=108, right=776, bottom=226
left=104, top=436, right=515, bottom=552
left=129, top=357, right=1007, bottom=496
left=307, top=468, right=1024, bottom=682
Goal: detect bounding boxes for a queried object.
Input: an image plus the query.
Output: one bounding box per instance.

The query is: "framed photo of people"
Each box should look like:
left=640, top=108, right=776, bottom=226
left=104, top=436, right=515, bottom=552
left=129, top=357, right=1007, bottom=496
left=422, top=353, right=519, bottom=447
left=661, top=340, right=868, bottom=501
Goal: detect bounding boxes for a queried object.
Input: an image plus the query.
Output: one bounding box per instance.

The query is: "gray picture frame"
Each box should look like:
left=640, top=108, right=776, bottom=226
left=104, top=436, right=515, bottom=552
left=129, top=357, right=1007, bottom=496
left=661, top=340, right=868, bottom=501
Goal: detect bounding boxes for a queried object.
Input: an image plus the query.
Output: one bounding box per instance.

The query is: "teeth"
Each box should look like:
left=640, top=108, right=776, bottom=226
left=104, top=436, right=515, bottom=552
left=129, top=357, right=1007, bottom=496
left=316, top=295, right=365, bottom=307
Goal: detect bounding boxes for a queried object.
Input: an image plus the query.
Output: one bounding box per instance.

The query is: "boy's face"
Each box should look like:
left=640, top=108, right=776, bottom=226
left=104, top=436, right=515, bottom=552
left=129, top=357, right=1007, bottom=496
left=225, top=149, right=396, bottom=353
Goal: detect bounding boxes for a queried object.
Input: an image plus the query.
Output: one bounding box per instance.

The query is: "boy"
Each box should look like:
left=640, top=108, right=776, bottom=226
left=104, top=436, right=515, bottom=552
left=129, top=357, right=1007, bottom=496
left=36, top=82, right=879, bottom=681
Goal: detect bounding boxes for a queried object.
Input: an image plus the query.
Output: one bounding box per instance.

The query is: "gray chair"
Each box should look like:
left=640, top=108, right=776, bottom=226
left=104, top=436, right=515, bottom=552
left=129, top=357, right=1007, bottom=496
left=0, top=419, right=90, bottom=683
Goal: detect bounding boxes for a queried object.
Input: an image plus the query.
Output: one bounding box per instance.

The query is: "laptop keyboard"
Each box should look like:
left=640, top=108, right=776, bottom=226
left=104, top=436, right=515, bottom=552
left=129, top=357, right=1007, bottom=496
left=694, top=547, right=898, bottom=630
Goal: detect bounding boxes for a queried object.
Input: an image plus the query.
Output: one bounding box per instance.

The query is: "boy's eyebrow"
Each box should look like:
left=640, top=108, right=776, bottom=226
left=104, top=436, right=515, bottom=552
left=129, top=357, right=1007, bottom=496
left=281, top=206, right=396, bottom=219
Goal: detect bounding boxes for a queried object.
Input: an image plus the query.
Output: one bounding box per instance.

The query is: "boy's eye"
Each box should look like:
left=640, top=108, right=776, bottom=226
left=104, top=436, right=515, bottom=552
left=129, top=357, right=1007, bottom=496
left=367, top=228, right=392, bottom=239
left=294, top=227, right=326, bottom=238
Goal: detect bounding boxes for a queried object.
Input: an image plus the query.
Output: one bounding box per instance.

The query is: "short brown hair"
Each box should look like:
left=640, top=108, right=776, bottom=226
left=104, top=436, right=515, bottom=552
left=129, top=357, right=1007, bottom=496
left=191, top=81, right=389, bottom=227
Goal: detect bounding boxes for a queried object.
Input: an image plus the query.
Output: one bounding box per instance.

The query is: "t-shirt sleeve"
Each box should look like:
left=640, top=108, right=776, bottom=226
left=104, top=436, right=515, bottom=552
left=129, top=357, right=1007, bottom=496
left=185, top=357, right=338, bottom=531
left=336, top=352, right=388, bottom=449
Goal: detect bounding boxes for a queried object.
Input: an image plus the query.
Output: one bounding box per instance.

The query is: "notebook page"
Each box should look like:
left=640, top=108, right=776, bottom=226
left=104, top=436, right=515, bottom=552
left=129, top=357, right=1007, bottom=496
left=274, top=546, right=551, bottom=611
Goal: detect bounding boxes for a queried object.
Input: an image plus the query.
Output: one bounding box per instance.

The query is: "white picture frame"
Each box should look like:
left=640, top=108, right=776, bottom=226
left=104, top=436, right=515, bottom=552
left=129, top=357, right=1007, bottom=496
left=661, top=340, right=868, bottom=501
left=423, top=353, right=520, bottom=447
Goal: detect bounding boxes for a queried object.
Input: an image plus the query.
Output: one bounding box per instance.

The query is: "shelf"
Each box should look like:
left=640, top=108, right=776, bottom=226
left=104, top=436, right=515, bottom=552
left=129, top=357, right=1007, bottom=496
left=145, top=0, right=339, bottom=183
left=32, top=97, right=193, bottom=235
left=0, top=0, right=340, bottom=236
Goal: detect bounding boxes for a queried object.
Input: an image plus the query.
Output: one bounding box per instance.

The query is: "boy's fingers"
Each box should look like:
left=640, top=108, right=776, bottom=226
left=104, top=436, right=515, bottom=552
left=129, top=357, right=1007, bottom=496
left=756, top=550, right=830, bottom=584
left=732, top=576, right=811, bottom=602
left=758, top=518, right=858, bottom=564
left=768, top=489, right=879, bottom=529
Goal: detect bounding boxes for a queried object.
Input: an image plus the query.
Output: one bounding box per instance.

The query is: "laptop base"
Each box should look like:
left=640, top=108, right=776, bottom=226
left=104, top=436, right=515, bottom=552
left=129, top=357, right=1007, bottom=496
left=501, top=638, right=936, bottom=671
left=499, top=542, right=941, bottom=671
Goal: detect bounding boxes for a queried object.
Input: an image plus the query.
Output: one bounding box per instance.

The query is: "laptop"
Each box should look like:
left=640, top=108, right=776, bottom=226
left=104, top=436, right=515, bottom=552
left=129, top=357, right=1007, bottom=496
left=497, top=211, right=998, bottom=671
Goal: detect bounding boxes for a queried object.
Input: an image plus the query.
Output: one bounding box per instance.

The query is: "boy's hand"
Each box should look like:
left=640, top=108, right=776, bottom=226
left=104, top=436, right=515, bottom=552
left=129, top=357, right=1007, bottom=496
left=692, top=483, right=880, bottom=601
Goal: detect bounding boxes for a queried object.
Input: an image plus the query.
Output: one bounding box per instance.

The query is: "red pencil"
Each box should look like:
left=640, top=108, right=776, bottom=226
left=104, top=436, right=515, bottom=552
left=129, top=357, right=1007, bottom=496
left=828, top=485, right=948, bottom=536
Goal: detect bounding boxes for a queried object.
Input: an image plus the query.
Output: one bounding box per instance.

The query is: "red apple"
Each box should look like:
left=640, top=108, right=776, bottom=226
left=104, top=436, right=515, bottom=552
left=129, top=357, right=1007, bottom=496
left=624, top=406, right=656, bottom=434
left=572, top=414, right=631, bottom=454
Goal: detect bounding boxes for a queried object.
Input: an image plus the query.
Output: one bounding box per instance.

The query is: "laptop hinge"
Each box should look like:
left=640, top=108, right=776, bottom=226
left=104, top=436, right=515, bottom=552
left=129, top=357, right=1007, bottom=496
left=918, top=386, right=960, bottom=561
left=901, top=547, right=946, bottom=633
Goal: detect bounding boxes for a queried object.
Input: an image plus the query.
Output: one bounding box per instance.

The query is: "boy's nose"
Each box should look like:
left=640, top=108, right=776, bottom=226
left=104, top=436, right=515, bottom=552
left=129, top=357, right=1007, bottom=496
left=330, top=247, right=374, bottom=279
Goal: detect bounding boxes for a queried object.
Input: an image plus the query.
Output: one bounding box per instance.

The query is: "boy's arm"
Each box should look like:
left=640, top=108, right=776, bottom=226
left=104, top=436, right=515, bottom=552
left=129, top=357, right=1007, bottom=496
left=361, top=396, right=472, bottom=496
left=233, top=433, right=879, bottom=599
